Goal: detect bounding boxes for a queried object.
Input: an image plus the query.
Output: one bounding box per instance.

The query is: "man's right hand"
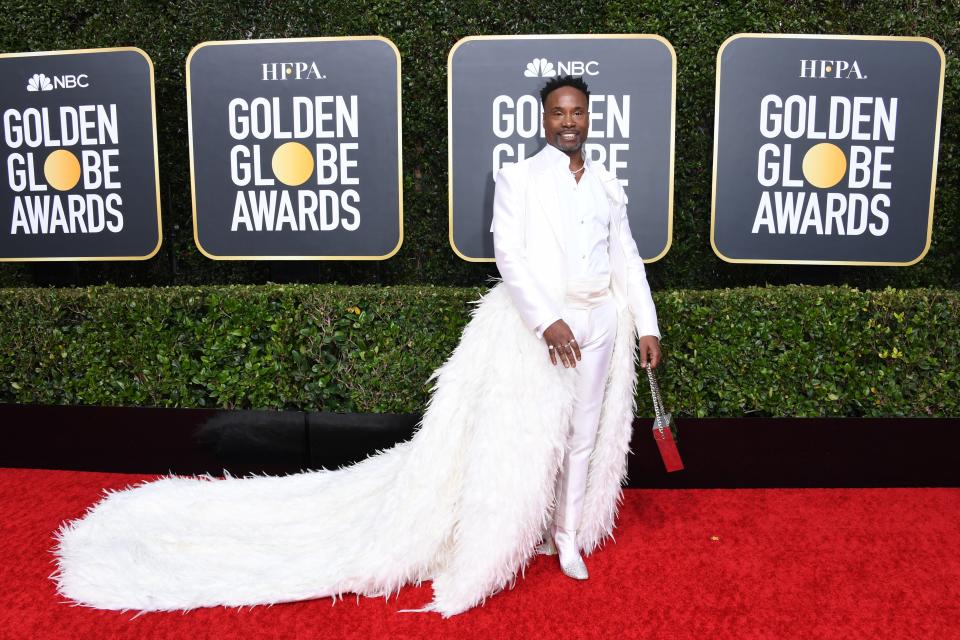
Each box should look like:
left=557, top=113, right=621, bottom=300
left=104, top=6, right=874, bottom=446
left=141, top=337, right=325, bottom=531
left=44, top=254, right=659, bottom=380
left=542, top=320, right=582, bottom=368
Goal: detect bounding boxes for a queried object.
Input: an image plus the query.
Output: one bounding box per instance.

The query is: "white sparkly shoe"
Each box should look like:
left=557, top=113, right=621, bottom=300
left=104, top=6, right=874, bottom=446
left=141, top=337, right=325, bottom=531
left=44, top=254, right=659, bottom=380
left=536, top=534, right=557, bottom=556
left=553, top=526, right=589, bottom=580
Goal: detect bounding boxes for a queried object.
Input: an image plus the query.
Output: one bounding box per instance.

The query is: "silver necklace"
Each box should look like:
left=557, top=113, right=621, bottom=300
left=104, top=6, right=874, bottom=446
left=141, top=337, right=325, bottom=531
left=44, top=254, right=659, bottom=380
left=569, top=163, right=585, bottom=175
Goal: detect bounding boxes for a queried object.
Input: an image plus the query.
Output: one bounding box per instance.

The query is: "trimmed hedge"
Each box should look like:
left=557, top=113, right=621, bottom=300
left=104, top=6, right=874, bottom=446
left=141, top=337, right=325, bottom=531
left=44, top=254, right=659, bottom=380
left=2, top=284, right=957, bottom=417
left=0, top=0, right=957, bottom=290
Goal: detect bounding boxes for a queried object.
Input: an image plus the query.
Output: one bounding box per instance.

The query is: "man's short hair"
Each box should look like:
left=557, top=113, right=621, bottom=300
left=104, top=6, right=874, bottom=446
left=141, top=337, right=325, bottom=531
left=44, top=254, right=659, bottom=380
left=539, top=75, right=591, bottom=104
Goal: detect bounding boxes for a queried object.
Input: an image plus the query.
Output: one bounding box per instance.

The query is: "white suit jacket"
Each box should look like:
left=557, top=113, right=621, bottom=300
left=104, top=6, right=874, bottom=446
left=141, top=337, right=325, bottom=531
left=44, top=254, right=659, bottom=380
left=491, top=144, right=661, bottom=341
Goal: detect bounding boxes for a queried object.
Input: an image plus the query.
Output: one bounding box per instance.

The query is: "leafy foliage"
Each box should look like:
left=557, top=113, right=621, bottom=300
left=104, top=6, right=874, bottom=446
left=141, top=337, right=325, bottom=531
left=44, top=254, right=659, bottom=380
left=2, top=283, right=956, bottom=416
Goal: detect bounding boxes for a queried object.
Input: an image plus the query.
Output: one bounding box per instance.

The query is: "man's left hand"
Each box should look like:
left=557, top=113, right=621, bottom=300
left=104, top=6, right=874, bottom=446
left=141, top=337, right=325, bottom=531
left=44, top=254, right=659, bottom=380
left=639, top=336, right=662, bottom=369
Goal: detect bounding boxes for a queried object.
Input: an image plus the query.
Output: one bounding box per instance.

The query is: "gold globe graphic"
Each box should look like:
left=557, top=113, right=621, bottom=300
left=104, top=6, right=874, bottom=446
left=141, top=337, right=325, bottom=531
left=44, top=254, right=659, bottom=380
left=272, top=142, right=314, bottom=186
left=802, top=143, right=847, bottom=189
left=44, top=149, right=81, bottom=191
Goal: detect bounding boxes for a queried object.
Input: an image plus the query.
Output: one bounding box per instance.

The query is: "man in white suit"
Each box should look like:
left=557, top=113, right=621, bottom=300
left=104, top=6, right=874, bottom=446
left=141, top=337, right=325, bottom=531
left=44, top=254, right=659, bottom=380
left=50, top=74, right=661, bottom=616
left=491, top=75, right=662, bottom=580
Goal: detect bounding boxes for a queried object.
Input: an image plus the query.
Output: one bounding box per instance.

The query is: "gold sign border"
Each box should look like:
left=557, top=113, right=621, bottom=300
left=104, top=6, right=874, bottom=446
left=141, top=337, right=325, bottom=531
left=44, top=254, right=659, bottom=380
left=447, top=34, right=677, bottom=264
left=0, top=46, right=163, bottom=263
left=710, top=33, right=946, bottom=266
left=186, top=36, right=403, bottom=261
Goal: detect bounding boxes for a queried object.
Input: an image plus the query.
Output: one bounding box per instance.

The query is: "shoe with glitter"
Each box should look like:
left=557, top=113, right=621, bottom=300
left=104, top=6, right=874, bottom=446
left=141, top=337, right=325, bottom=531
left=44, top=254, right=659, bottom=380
left=553, top=526, right=589, bottom=580
left=536, top=534, right=557, bottom=556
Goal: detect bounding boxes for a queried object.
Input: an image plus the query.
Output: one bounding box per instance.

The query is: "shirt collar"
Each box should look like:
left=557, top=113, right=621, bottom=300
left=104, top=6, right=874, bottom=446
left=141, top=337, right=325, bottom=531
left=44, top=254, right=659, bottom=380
left=542, top=142, right=588, bottom=174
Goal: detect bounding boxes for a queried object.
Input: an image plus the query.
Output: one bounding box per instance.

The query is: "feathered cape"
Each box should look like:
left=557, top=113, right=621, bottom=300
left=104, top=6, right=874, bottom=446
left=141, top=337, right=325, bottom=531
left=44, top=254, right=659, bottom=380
left=52, top=282, right=639, bottom=617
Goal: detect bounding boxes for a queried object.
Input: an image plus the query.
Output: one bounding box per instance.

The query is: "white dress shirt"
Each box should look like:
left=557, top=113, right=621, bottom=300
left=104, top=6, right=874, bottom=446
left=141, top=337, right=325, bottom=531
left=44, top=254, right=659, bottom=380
left=534, top=143, right=611, bottom=339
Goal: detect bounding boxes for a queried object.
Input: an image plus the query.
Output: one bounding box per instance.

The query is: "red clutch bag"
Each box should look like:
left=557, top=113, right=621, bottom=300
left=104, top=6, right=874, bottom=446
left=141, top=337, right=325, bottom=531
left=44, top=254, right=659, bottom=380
left=645, top=363, right=684, bottom=473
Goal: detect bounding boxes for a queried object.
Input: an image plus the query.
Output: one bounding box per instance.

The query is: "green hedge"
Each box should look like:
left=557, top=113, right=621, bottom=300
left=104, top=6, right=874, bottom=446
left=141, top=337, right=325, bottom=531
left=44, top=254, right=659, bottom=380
left=0, top=0, right=957, bottom=290
left=2, top=284, right=957, bottom=417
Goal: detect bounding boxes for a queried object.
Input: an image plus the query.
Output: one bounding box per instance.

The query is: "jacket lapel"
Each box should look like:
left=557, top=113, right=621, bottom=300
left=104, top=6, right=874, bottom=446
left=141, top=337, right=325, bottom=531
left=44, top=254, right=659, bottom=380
left=530, top=150, right=566, bottom=251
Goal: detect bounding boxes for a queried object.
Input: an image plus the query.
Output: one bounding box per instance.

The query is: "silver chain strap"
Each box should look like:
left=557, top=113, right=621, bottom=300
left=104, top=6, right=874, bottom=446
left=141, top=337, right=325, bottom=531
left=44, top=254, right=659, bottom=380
left=644, top=363, right=667, bottom=435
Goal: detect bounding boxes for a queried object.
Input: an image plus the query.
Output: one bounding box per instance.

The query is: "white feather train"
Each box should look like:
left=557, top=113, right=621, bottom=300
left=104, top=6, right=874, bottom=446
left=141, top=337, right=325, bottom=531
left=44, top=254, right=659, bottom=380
left=52, top=282, right=639, bottom=617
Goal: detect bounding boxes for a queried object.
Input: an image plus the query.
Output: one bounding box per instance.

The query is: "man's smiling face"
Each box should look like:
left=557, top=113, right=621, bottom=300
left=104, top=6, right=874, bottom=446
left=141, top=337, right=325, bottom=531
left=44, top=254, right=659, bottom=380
left=542, top=85, right=589, bottom=156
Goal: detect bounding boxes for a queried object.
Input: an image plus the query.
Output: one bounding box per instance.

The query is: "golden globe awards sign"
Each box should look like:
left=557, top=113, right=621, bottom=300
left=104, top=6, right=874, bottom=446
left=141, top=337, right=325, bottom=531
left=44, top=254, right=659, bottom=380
left=711, top=34, right=945, bottom=265
left=449, top=35, right=675, bottom=262
left=0, top=47, right=161, bottom=261
left=187, top=37, right=402, bottom=260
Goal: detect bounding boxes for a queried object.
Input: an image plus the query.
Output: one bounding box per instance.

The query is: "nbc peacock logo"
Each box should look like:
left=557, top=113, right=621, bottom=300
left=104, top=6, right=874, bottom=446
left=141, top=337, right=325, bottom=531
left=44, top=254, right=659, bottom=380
left=26, top=73, right=53, bottom=92
left=523, top=58, right=556, bottom=78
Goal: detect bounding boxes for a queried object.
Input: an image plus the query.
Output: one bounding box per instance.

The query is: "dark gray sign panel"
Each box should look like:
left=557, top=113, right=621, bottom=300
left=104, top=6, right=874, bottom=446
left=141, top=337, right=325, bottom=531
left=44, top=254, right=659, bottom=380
left=711, top=34, right=945, bottom=265
left=0, top=47, right=161, bottom=261
left=187, top=37, right=402, bottom=260
left=449, top=35, right=675, bottom=262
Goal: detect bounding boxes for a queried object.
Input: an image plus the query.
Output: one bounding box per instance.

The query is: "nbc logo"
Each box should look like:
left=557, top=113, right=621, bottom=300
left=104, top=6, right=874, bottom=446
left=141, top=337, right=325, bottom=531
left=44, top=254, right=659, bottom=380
left=25, top=72, right=89, bottom=91
left=26, top=73, right=53, bottom=91
left=524, top=58, right=556, bottom=78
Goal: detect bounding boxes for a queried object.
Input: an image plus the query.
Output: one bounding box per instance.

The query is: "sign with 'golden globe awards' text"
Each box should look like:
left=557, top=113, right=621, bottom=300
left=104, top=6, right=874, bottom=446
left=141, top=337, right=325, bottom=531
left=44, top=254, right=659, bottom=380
left=187, top=37, right=402, bottom=260
left=448, top=35, right=675, bottom=262
left=711, top=34, right=945, bottom=265
left=0, top=47, right=161, bottom=261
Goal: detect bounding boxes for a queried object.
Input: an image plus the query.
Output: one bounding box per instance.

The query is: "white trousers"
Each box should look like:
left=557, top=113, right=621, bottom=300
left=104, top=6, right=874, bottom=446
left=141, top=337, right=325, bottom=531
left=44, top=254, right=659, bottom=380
left=551, top=283, right=619, bottom=532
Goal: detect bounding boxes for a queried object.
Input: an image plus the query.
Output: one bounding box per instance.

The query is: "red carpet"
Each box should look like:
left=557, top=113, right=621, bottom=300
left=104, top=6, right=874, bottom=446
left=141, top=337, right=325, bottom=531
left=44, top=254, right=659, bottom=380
left=1, top=468, right=958, bottom=640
